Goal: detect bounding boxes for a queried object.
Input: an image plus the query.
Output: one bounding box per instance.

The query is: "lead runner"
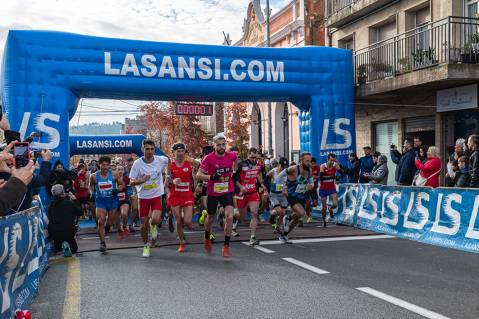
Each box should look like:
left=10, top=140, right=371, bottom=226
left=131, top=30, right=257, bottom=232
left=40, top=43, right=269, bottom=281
left=196, top=134, right=237, bottom=258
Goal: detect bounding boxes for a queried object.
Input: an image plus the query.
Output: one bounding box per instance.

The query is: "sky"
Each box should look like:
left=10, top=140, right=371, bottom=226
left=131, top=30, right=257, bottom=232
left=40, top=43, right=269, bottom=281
left=0, top=0, right=290, bottom=125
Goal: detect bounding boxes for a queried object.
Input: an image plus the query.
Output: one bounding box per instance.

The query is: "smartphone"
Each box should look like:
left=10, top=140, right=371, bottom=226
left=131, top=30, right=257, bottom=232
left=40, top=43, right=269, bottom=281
left=14, top=142, right=30, bottom=169
left=33, top=150, right=42, bottom=158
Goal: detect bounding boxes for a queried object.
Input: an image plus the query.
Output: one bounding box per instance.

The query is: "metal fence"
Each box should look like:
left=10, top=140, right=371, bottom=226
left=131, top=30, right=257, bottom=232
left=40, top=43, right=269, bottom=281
left=354, top=16, right=479, bottom=84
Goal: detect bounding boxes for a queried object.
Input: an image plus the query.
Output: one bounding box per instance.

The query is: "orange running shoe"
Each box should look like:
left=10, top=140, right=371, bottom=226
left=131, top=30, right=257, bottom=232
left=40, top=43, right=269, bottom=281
left=123, top=228, right=130, bottom=237
left=204, top=239, right=212, bottom=253
left=178, top=243, right=186, bottom=253
left=222, top=245, right=230, bottom=258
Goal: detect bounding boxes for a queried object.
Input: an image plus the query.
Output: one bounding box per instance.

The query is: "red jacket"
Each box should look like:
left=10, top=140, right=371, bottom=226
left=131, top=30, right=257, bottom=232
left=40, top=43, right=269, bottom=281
left=415, top=157, right=441, bottom=188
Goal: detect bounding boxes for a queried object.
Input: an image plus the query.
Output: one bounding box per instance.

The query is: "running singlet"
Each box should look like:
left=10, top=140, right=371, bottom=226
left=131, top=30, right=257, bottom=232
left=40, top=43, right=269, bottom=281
left=95, top=171, right=116, bottom=199
left=319, top=165, right=337, bottom=191
left=270, top=168, right=286, bottom=193
left=200, top=151, right=237, bottom=197
left=286, top=166, right=312, bottom=199
left=117, top=175, right=130, bottom=202
left=170, top=161, right=194, bottom=197
left=129, top=155, right=169, bottom=199
left=312, top=164, right=321, bottom=189
left=74, top=172, right=89, bottom=199
left=236, top=160, right=262, bottom=194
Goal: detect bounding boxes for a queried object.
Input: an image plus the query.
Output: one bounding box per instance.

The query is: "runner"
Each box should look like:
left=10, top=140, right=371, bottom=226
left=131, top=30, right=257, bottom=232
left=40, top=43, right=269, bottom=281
left=73, top=163, right=90, bottom=219
left=125, top=157, right=139, bottom=232
left=89, top=156, right=125, bottom=253
left=129, top=139, right=169, bottom=258
left=196, top=134, right=237, bottom=258
left=319, top=153, right=340, bottom=227
left=197, top=146, right=213, bottom=225
left=232, top=147, right=267, bottom=246
left=279, top=152, right=314, bottom=243
left=267, top=157, right=289, bottom=236
left=305, top=157, right=320, bottom=224
left=115, top=164, right=131, bottom=239
left=167, top=142, right=197, bottom=252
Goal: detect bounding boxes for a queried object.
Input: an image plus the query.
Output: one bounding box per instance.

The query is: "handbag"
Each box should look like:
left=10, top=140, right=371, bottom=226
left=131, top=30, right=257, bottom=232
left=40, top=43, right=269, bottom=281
left=413, top=166, right=441, bottom=186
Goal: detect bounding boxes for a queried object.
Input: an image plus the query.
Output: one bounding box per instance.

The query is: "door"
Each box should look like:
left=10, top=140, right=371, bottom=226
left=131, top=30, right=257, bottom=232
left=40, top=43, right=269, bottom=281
left=374, top=121, right=398, bottom=186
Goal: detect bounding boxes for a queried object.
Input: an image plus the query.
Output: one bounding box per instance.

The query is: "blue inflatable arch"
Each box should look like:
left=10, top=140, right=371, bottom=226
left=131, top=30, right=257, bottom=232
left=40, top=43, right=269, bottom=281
left=70, top=134, right=165, bottom=157
left=2, top=30, right=355, bottom=165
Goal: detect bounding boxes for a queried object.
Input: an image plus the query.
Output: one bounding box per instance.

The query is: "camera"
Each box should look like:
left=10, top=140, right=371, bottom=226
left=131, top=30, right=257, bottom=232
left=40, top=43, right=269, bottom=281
left=14, top=142, right=30, bottom=169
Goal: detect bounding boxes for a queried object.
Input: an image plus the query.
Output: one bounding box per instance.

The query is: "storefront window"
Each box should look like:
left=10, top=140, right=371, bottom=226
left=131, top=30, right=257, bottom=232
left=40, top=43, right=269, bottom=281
left=454, top=110, right=479, bottom=141
left=374, top=121, right=398, bottom=186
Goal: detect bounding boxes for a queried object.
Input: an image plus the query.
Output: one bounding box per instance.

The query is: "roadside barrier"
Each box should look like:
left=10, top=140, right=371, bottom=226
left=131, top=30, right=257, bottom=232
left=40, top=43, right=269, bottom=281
left=335, top=184, right=479, bottom=253
left=0, top=205, right=50, bottom=319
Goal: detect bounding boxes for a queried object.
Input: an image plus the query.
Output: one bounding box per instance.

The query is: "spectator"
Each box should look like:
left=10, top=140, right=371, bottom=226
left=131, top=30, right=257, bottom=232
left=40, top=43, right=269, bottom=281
left=467, top=134, right=479, bottom=188
left=359, top=146, right=374, bottom=183
left=341, top=152, right=360, bottom=183
left=49, top=160, right=76, bottom=195
left=454, top=138, right=466, bottom=160
left=391, top=138, right=417, bottom=186
left=445, top=155, right=459, bottom=187
left=47, top=184, right=83, bottom=256
left=418, top=145, right=429, bottom=163
left=454, top=156, right=470, bottom=188
left=364, top=155, right=389, bottom=185
left=413, top=136, right=424, bottom=157
left=414, top=146, right=442, bottom=188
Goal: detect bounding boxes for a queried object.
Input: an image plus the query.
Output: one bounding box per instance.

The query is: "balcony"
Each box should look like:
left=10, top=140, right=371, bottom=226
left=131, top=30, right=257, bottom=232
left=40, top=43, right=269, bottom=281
left=354, top=17, right=479, bottom=97
left=326, top=0, right=395, bottom=28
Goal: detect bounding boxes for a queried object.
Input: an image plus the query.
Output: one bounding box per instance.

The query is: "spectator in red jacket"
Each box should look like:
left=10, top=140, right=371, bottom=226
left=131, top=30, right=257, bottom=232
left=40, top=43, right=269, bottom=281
left=415, top=146, right=442, bottom=188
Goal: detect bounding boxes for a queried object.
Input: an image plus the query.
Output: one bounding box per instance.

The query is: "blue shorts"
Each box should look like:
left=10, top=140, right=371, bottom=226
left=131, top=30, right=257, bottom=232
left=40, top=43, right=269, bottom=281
left=319, top=189, right=337, bottom=198
left=96, top=197, right=119, bottom=212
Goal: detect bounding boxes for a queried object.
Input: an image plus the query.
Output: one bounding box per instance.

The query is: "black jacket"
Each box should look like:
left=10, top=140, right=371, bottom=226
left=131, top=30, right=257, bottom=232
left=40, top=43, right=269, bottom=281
left=343, top=159, right=360, bottom=183
left=454, top=168, right=470, bottom=188
left=0, top=160, right=52, bottom=213
left=391, top=148, right=416, bottom=185
left=47, top=198, right=83, bottom=234
left=0, top=177, right=27, bottom=214
left=470, top=150, right=479, bottom=188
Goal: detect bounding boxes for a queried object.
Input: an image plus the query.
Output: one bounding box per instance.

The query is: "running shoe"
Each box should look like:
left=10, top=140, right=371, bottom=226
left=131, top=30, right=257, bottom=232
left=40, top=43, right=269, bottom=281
left=307, top=217, right=313, bottom=223
left=233, top=219, right=239, bottom=230
left=249, top=236, right=260, bottom=246
left=222, top=245, right=230, bottom=258
left=178, top=243, right=186, bottom=253
left=62, top=241, right=72, bottom=257
left=198, top=210, right=207, bottom=226
left=168, top=216, right=175, bottom=233
left=209, top=233, right=216, bottom=242
left=123, top=227, right=130, bottom=237
left=99, top=241, right=107, bottom=253
left=272, top=224, right=278, bottom=234
left=329, top=209, right=334, bottom=219
left=150, top=222, right=158, bottom=240
left=142, top=245, right=150, bottom=258
left=204, top=239, right=212, bottom=253
left=231, top=230, right=239, bottom=237
left=278, top=234, right=290, bottom=244
left=117, top=232, right=124, bottom=241
left=282, top=216, right=290, bottom=233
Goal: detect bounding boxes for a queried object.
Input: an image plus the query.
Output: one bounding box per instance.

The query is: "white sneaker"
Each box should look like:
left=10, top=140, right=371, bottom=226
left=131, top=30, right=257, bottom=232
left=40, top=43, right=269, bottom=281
left=231, top=230, right=240, bottom=237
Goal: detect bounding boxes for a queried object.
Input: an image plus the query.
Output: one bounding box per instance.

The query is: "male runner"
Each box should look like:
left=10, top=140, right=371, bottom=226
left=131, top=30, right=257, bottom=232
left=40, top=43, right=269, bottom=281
left=267, top=157, right=289, bottom=236
left=129, top=139, right=169, bottom=258
left=167, top=142, right=197, bottom=252
left=89, top=156, right=124, bottom=253
left=73, top=163, right=90, bottom=218
left=115, top=165, right=131, bottom=239
left=125, top=157, right=139, bottom=232
left=279, top=152, right=314, bottom=243
left=196, top=134, right=237, bottom=258
left=304, top=157, right=320, bottom=224
left=319, top=153, right=340, bottom=227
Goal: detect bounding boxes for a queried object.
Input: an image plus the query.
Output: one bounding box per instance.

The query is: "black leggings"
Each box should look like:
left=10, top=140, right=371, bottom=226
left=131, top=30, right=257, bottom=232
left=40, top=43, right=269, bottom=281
left=48, top=226, right=78, bottom=254
left=206, top=193, right=234, bottom=215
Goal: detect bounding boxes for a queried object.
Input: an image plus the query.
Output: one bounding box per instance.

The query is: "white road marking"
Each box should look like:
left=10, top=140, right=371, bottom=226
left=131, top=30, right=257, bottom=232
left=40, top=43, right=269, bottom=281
left=356, top=287, right=450, bottom=319
left=241, top=242, right=275, bottom=253
left=282, top=257, right=330, bottom=274
left=260, top=234, right=394, bottom=245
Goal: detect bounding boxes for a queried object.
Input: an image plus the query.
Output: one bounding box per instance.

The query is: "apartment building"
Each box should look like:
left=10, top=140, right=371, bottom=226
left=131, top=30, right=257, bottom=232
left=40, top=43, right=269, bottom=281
left=326, top=0, right=479, bottom=184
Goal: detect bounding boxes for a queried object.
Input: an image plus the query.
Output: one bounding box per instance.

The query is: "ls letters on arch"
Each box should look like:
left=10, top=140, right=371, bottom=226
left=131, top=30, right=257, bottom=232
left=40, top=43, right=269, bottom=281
left=2, top=31, right=355, bottom=166
left=336, top=184, right=479, bottom=253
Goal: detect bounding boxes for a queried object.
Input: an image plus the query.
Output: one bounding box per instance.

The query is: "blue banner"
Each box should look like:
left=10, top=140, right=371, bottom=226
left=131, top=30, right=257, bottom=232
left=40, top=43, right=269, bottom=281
left=70, top=134, right=165, bottom=156
left=336, top=184, right=479, bottom=253
left=0, top=207, right=50, bottom=318
left=2, top=30, right=354, bottom=167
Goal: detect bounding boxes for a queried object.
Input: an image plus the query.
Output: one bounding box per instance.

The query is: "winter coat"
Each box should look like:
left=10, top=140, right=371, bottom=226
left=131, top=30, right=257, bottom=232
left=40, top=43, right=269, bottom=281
left=469, top=150, right=479, bottom=188
left=392, top=148, right=416, bottom=186
left=415, top=157, right=441, bottom=188
left=367, top=155, right=389, bottom=185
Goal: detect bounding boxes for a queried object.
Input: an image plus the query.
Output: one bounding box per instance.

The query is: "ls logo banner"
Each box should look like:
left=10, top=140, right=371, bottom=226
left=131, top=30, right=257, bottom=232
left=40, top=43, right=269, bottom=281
left=337, top=184, right=479, bottom=253
left=0, top=207, right=50, bottom=319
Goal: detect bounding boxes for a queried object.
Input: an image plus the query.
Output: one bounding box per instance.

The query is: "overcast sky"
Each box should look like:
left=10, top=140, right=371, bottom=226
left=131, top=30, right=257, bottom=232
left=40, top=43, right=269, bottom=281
left=0, top=0, right=289, bottom=125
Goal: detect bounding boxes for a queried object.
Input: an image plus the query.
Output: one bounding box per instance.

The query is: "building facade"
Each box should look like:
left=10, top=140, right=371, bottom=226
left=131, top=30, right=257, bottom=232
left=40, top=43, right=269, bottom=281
left=326, top=0, right=479, bottom=185
left=234, top=0, right=325, bottom=162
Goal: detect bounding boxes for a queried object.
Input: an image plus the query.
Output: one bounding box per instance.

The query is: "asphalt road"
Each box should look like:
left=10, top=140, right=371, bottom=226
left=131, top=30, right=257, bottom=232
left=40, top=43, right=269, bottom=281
left=31, top=232, right=479, bottom=319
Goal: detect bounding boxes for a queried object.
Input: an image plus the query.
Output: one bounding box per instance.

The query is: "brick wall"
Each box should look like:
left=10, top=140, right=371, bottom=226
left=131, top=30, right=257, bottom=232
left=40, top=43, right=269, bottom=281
left=304, top=0, right=325, bottom=46
left=270, top=7, right=294, bottom=34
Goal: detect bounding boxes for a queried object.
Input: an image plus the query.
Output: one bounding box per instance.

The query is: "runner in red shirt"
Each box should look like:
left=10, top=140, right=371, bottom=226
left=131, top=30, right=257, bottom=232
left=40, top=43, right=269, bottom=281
left=167, top=142, right=197, bottom=253
left=73, top=163, right=90, bottom=218
left=233, top=147, right=266, bottom=246
left=115, top=165, right=131, bottom=240
left=196, top=134, right=238, bottom=258
left=319, top=153, right=341, bottom=227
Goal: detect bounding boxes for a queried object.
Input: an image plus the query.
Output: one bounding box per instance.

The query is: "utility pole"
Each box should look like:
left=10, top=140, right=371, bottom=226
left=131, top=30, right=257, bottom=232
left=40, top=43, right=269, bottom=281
left=266, top=0, right=273, bottom=157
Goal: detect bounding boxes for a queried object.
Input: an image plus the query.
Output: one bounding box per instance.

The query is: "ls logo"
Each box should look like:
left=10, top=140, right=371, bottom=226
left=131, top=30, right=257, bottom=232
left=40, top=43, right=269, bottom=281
left=320, top=118, right=352, bottom=150
left=19, top=112, right=61, bottom=150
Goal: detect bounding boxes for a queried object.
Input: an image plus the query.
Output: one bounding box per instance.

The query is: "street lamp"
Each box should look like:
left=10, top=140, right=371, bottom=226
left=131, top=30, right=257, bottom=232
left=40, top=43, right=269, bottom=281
left=265, top=0, right=273, bottom=157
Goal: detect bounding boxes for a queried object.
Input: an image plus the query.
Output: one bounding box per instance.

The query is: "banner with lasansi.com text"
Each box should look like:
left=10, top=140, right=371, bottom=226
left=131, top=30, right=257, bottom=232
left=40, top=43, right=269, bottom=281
left=336, top=184, right=479, bottom=253
left=0, top=206, right=51, bottom=319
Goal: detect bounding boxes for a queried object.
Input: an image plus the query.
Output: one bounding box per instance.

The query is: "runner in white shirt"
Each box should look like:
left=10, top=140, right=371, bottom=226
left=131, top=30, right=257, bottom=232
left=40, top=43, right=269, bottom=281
left=129, top=139, right=170, bottom=258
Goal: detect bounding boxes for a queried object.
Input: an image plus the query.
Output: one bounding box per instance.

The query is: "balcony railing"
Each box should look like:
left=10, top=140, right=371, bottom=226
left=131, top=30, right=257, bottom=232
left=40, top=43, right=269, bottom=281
left=326, top=0, right=353, bottom=17
left=354, top=16, right=479, bottom=85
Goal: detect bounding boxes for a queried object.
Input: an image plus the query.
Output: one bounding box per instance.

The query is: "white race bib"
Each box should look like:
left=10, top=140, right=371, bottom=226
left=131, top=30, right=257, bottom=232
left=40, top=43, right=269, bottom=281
left=213, top=182, right=229, bottom=194
left=295, top=184, right=307, bottom=194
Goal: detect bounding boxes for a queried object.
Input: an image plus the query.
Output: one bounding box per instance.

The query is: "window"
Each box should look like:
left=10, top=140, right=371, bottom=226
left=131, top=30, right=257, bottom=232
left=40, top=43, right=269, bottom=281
left=467, top=0, right=478, bottom=18
left=415, top=7, right=430, bottom=50
left=339, top=35, right=354, bottom=50
left=374, top=121, right=398, bottom=186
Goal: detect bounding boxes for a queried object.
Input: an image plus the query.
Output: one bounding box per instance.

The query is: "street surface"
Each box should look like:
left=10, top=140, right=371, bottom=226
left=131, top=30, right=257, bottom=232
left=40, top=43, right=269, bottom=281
left=31, top=224, right=479, bottom=319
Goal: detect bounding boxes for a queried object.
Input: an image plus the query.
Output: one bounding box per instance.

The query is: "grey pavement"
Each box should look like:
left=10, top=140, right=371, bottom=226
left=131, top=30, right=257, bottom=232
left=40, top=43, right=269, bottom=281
left=31, top=232, right=479, bottom=319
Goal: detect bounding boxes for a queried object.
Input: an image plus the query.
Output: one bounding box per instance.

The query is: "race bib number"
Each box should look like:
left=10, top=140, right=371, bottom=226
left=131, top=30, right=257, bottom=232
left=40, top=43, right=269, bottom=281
left=98, top=181, right=113, bottom=196
left=295, top=184, right=307, bottom=194
left=274, top=184, right=284, bottom=192
left=175, top=182, right=190, bottom=192
left=118, top=192, right=126, bottom=201
left=214, top=182, right=229, bottom=194
left=144, top=181, right=158, bottom=190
